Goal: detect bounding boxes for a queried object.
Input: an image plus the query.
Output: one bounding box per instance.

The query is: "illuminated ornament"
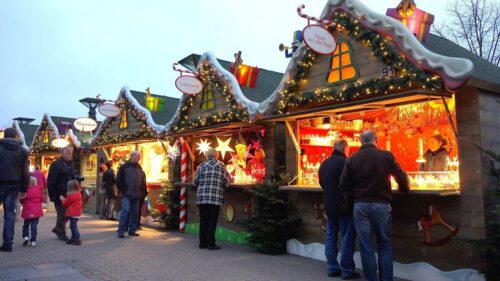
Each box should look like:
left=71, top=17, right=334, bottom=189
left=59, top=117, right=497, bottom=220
left=196, top=138, right=212, bottom=155
left=215, top=137, right=234, bottom=159
left=250, top=139, right=261, bottom=150
left=386, top=0, right=434, bottom=43
left=52, top=137, right=69, bottom=148
left=167, top=142, right=180, bottom=160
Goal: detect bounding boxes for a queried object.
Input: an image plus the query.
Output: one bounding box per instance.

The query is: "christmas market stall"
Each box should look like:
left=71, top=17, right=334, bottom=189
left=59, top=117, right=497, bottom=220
left=163, top=52, right=282, bottom=240
left=90, top=87, right=179, bottom=225
left=253, top=0, right=500, bottom=273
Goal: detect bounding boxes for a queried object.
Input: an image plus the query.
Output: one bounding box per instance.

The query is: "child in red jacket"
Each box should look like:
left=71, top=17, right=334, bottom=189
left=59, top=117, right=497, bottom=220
left=60, top=180, right=83, bottom=246
left=20, top=177, right=44, bottom=247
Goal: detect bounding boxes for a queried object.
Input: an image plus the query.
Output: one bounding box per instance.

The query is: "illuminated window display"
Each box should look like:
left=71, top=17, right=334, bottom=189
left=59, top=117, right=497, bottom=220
left=193, top=132, right=265, bottom=185
left=296, top=98, right=459, bottom=192
left=110, top=143, right=168, bottom=183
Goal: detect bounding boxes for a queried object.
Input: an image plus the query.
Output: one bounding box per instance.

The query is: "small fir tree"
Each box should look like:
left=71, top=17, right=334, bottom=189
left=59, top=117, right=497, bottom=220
left=151, top=180, right=180, bottom=230
left=241, top=175, right=301, bottom=255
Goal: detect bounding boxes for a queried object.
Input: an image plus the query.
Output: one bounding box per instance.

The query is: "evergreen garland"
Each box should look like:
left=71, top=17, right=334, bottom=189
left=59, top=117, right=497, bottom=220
left=150, top=180, right=180, bottom=230
left=170, top=64, right=249, bottom=133
left=275, top=11, right=444, bottom=115
left=30, top=118, right=59, bottom=155
left=240, top=180, right=302, bottom=255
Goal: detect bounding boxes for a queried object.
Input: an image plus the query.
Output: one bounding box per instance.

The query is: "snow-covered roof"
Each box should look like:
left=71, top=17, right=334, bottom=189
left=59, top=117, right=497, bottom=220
left=90, top=86, right=164, bottom=145
left=66, top=129, right=81, bottom=148
left=256, top=0, right=475, bottom=118
left=12, top=121, right=29, bottom=151
left=165, top=51, right=261, bottom=131
left=30, top=113, right=60, bottom=150
left=322, top=0, right=473, bottom=89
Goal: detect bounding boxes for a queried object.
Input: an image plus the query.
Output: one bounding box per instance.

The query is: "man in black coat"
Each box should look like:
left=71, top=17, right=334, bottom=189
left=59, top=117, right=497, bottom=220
left=318, top=139, right=359, bottom=279
left=340, top=130, right=408, bottom=281
left=0, top=128, right=30, bottom=252
left=101, top=161, right=117, bottom=220
left=47, top=146, right=77, bottom=241
left=116, top=151, right=146, bottom=238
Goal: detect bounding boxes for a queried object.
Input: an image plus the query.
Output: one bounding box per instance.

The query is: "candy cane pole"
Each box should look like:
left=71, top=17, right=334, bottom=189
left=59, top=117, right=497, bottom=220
left=297, top=4, right=335, bottom=26
left=173, top=63, right=196, bottom=75
left=179, top=139, right=188, bottom=233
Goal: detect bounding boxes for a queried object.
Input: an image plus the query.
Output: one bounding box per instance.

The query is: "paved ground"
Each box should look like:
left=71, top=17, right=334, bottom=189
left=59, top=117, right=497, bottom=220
left=0, top=212, right=362, bottom=281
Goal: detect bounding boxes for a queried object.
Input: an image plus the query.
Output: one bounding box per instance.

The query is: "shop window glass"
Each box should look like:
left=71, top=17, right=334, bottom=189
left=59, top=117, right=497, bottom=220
left=328, top=40, right=358, bottom=84
left=200, top=83, right=215, bottom=111
left=119, top=110, right=128, bottom=129
left=43, top=130, right=49, bottom=143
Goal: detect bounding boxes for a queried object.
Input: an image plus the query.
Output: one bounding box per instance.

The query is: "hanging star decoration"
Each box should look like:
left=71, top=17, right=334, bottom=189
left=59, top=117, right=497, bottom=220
left=167, top=142, right=180, bottom=160
left=250, top=139, right=261, bottom=150
left=196, top=138, right=212, bottom=155
left=215, top=137, right=234, bottom=159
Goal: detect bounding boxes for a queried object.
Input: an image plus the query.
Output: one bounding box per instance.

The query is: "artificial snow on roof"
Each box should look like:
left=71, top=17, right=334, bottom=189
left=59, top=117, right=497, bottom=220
left=323, top=0, right=474, bottom=89
left=12, top=120, right=29, bottom=151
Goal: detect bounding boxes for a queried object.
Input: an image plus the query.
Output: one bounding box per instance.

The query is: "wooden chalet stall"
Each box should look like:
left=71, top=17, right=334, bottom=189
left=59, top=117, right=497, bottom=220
left=90, top=87, right=179, bottom=225
left=164, top=52, right=282, bottom=241
left=254, top=0, right=500, bottom=272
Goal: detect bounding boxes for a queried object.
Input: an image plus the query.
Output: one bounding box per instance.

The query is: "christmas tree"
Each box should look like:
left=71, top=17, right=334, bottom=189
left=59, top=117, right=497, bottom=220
left=241, top=176, right=301, bottom=255
left=151, top=180, right=180, bottom=230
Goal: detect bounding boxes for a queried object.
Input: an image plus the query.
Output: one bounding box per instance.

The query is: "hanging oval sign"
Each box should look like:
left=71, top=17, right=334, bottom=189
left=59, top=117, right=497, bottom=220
left=175, top=75, right=203, bottom=95
left=98, top=102, right=121, bottom=117
left=73, top=117, right=98, bottom=132
left=52, top=137, right=69, bottom=148
left=302, top=25, right=336, bottom=55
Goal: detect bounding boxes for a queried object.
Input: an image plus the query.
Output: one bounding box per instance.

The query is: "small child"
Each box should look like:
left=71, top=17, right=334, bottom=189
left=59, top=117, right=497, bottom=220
left=60, top=180, right=83, bottom=246
left=20, top=176, right=44, bottom=247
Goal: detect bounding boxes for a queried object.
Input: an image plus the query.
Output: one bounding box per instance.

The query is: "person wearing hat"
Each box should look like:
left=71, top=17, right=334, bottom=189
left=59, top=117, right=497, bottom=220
left=420, top=134, right=449, bottom=171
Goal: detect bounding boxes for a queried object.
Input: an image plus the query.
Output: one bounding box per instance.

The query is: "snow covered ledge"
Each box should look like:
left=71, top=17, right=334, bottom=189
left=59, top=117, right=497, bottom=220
left=287, top=239, right=485, bottom=281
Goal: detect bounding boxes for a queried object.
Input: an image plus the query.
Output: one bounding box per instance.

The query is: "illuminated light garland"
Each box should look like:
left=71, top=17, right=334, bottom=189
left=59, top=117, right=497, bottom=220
left=93, top=97, right=158, bottom=146
left=30, top=119, right=60, bottom=155
left=274, top=11, right=444, bottom=115
left=169, top=65, right=249, bottom=133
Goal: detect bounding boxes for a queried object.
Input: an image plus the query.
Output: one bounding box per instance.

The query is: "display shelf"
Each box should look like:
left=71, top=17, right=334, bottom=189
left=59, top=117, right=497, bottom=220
left=393, top=189, right=460, bottom=196
left=299, top=126, right=361, bottom=133
left=175, top=182, right=255, bottom=189
left=279, top=185, right=322, bottom=192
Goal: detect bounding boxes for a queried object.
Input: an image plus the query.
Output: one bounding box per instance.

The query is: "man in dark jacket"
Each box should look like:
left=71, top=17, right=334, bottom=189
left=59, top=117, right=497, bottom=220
left=319, top=139, right=359, bottom=279
left=101, top=161, right=116, bottom=220
left=340, top=130, right=408, bottom=281
left=47, top=146, right=76, bottom=241
left=116, top=151, right=146, bottom=238
left=0, top=128, right=30, bottom=252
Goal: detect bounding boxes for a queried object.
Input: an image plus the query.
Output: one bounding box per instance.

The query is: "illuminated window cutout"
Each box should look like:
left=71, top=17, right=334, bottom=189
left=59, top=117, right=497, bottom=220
left=43, top=130, right=49, bottom=143
left=327, top=40, right=358, bottom=84
left=119, top=110, right=128, bottom=129
left=200, top=83, right=215, bottom=111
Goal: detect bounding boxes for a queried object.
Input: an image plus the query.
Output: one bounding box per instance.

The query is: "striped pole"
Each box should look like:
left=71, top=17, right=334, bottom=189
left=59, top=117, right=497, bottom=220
left=297, top=4, right=335, bottom=26
left=179, top=138, right=188, bottom=232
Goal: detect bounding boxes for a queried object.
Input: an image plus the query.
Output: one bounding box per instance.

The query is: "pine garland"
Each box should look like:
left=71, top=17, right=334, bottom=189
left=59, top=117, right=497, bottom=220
left=275, top=11, right=444, bottom=115
left=170, top=64, right=249, bottom=133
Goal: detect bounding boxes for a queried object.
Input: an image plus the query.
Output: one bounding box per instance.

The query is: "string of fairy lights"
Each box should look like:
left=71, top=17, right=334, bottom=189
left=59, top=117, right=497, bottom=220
left=170, top=64, right=249, bottom=133
left=93, top=97, right=157, bottom=145
left=275, top=11, right=444, bottom=115
left=30, top=119, right=59, bottom=155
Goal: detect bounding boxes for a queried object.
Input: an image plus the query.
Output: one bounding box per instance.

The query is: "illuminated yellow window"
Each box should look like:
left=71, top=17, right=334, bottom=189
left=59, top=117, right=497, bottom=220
left=328, top=40, right=358, bottom=84
left=43, top=130, right=49, bottom=143
left=119, top=110, right=128, bottom=129
left=200, top=83, right=215, bottom=111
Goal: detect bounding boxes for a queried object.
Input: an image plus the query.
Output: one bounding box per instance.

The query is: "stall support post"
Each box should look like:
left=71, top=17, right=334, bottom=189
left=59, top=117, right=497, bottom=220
left=179, top=139, right=188, bottom=233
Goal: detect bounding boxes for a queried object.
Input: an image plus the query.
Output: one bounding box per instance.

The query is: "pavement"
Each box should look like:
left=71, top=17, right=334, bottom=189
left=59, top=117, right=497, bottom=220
left=0, top=212, right=365, bottom=281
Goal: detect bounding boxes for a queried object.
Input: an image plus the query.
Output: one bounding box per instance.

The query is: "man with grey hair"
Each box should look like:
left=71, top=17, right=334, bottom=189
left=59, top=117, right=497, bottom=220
left=116, top=151, right=146, bottom=238
left=340, top=130, right=408, bottom=281
left=318, top=139, right=359, bottom=279
left=47, top=146, right=77, bottom=241
left=0, top=128, right=30, bottom=252
left=193, top=149, right=230, bottom=250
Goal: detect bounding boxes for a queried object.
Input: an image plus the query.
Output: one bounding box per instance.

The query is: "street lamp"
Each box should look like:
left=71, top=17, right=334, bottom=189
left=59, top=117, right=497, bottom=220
left=79, top=97, right=102, bottom=120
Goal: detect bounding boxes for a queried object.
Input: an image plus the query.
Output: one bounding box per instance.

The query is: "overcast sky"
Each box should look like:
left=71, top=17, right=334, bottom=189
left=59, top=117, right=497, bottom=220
left=0, top=0, right=450, bottom=127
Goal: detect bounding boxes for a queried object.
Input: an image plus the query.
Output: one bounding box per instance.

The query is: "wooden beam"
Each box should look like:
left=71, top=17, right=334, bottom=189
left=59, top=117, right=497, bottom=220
left=285, top=121, right=301, bottom=155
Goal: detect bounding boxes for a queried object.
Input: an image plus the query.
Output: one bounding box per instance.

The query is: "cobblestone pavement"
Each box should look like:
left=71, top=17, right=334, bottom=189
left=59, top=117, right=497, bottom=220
left=0, top=212, right=368, bottom=281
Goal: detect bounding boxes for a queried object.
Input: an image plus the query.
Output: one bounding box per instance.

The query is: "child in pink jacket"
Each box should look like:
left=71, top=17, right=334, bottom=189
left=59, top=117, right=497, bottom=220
left=20, top=177, right=44, bottom=247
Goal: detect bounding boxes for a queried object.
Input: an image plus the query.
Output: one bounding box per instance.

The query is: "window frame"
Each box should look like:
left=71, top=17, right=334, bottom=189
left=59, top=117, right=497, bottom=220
left=326, top=39, right=359, bottom=86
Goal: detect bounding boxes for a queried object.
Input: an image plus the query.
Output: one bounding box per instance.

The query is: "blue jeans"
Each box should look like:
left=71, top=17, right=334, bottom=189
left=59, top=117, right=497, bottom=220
left=353, top=202, right=393, bottom=281
left=325, top=215, right=357, bottom=277
left=0, top=185, right=18, bottom=249
left=22, top=218, right=39, bottom=242
left=118, top=197, right=139, bottom=235
left=69, top=217, right=80, bottom=241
